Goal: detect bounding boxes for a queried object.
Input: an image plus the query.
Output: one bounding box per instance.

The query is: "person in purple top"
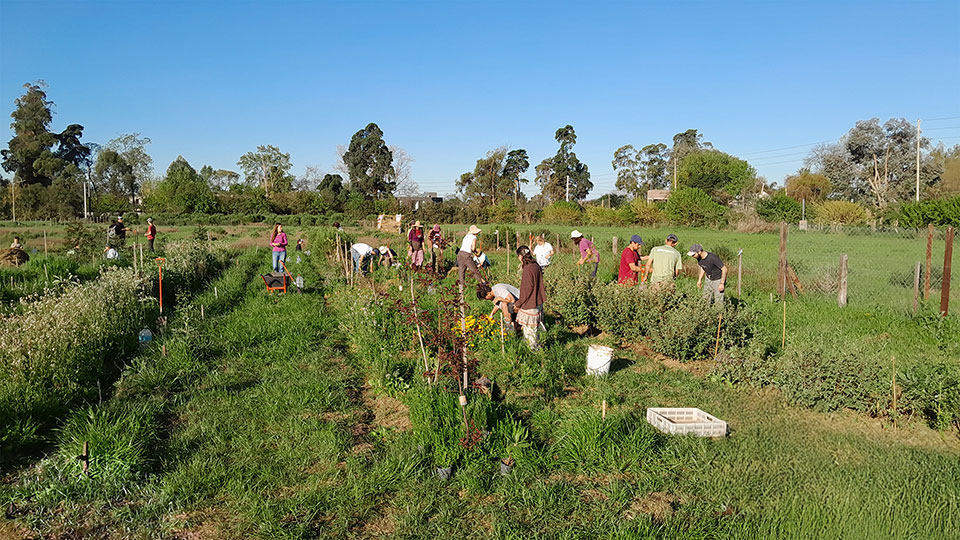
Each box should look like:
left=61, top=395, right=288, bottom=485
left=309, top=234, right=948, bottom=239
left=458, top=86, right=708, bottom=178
left=571, top=230, right=600, bottom=278
left=270, top=223, right=288, bottom=272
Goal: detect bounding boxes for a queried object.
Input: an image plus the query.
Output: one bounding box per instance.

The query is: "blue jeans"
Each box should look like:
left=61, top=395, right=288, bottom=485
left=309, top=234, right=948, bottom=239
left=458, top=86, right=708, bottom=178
left=272, top=250, right=286, bottom=272
left=351, top=248, right=370, bottom=275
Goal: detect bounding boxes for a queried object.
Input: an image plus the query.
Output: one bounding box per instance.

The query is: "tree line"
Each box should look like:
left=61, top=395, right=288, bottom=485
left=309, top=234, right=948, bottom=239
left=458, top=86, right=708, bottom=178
left=2, top=81, right=958, bottom=226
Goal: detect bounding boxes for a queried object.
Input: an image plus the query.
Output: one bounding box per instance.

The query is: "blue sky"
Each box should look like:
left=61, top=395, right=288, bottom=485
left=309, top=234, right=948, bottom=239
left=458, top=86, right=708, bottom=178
left=2, top=0, right=958, bottom=197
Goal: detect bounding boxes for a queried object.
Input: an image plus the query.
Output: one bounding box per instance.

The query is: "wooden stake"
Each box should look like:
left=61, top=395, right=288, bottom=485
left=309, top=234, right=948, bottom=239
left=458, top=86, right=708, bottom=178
left=214, top=286, right=218, bottom=299
left=162, top=345, right=167, bottom=357
left=714, top=311, right=723, bottom=358
left=81, top=440, right=89, bottom=475
left=200, top=304, right=204, bottom=319
left=612, top=236, right=618, bottom=257
left=499, top=311, right=505, bottom=356
left=838, top=254, right=848, bottom=308
left=913, top=262, right=921, bottom=315
left=891, top=356, right=897, bottom=425
left=924, top=224, right=933, bottom=300
left=941, top=226, right=954, bottom=316
left=459, top=280, right=468, bottom=391
left=781, top=299, right=787, bottom=349
left=43, top=230, right=47, bottom=256
left=505, top=236, right=510, bottom=278
left=777, top=222, right=788, bottom=298
left=601, top=400, right=607, bottom=420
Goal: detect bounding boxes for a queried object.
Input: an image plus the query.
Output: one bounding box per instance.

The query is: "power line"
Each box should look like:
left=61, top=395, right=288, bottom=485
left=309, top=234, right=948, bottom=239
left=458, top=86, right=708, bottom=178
left=736, top=139, right=838, bottom=156
left=923, top=126, right=960, bottom=131
left=923, top=116, right=960, bottom=122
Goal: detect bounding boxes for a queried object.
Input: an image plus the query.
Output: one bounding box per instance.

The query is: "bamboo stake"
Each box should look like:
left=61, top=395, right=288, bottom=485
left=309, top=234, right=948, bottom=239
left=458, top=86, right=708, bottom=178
left=912, top=261, right=921, bottom=315
left=714, top=311, right=723, bottom=358
left=601, top=400, right=607, bottom=420
left=499, top=311, right=505, bottom=356
left=43, top=230, right=47, bottom=256
left=411, top=276, right=430, bottom=376
left=737, top=248, right=742, bottom=298
left=215, top=286, right=218, bottom=299
left=200, top=304, right=204, bottom=319
left=924, top=224, right=933, bottom=300
left=891, top=356, right=897, bottom=425
left=459, top=280, right=468, bottom=391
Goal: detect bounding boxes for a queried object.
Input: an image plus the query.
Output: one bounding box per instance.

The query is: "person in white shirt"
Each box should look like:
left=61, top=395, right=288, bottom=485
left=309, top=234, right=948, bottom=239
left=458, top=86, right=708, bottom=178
left=476, top=282, right=520, bottom=329
left=457, top=225, right=487, bottom=285
left=532, top=235, right=554, bottom=269
left=350, top=242, right=380, bottom=276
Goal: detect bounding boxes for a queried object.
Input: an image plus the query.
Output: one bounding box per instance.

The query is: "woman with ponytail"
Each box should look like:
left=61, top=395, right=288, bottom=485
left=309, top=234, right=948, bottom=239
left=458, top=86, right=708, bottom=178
left=515, top=245, right=546, bottom=350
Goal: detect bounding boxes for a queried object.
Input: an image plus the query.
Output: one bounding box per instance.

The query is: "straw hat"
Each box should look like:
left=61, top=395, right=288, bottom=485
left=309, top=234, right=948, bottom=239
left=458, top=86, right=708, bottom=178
left=468, top=225, right=482, bottom=235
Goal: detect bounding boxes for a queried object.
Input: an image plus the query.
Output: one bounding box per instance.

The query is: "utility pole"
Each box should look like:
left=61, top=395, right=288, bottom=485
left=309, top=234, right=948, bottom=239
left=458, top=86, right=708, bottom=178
left=83, top=180, right=88, bottom=219
left=565, top=174, right=570, bottom=202
left=916, top=118, right=922, bottom=202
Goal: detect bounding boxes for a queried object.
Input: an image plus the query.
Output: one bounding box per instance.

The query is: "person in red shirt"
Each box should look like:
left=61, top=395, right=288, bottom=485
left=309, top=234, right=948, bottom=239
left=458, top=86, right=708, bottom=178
left=617, top=234, right=647, bottom=285
left=144, top=218, right=157, bottom=252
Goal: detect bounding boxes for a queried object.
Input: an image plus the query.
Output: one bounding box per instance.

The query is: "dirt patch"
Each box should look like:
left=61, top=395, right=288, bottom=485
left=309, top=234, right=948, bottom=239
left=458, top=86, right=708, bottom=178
left=626, top=341, right=713, bottom=376
left=624, top=491, right=678, bottom=521
left=365, top=390, right=412, bottom=432
left=358, top=510, right=395, bottom=538
left=170, top=508, right=241, bottom=540
left=0, top=521, right=33, bottom=540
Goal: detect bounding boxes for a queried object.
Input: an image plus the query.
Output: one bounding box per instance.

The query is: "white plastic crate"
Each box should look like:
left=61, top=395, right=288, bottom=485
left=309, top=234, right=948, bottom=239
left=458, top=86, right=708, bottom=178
left=646, top=407, right=727, bottom=438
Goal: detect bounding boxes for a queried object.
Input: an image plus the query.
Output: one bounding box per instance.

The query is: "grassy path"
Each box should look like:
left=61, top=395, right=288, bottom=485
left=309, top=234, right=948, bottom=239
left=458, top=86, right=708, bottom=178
left=3, top=249, right=959, bottom=539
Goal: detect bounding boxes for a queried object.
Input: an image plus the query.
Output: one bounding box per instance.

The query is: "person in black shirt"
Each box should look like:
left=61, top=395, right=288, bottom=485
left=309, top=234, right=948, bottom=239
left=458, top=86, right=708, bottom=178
left=687, top=243, right=727, bottom=305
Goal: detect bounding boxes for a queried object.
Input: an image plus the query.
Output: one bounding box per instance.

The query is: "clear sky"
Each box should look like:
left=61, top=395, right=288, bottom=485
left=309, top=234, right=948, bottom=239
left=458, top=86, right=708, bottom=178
left=2, top=0, right=958, bottom=197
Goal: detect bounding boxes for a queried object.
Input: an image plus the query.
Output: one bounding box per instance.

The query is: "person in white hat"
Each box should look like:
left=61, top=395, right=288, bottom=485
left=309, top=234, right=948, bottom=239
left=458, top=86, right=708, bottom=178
left=378, top=245, right=399, bottom=267
left=457, top=225, right=487, bottom=285
left=570, top=230, right=599, bottom=278
left=407, top=221, right=425, bottom=269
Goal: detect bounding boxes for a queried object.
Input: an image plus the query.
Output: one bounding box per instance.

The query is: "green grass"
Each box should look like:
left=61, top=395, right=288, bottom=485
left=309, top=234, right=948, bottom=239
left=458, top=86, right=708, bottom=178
left=2, top=238, right=958, bottom=539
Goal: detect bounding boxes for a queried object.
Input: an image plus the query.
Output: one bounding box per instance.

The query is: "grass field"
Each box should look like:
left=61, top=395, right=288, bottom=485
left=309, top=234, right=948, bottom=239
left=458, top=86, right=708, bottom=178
left=1, top=222, right=958, bottom=539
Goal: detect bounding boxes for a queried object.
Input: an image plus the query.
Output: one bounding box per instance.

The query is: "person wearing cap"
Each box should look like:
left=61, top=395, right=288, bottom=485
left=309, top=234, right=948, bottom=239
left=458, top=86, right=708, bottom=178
left=618, top=234, right=648, bottom=285
left=350, top=242, right=380, bottom=276
left=110, top=217, right=129, bottom=249
left=457, top=225, right=486, bottom=285
left=144, top=218, right=157, bottom=252
left=378, top=245, right=399, bottom=267
left=570, top=230, right=599, bottom=278
left=689, top=244, right=727, bottom=305
left=533, top=235, right=554, bottom=270
left=407, top=221, right=425, bottom=269
left=644, top=234, right=683, bottom=291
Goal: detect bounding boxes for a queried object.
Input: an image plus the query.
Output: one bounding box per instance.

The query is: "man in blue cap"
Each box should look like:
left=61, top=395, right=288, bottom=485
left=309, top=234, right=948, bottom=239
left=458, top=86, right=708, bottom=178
left=618, top=234, right=648, bottom=285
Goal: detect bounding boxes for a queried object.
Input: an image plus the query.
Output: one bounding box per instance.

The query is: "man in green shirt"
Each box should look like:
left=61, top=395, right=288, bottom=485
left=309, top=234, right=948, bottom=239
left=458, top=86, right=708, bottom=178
left=644, top=234, right=683, bottom=291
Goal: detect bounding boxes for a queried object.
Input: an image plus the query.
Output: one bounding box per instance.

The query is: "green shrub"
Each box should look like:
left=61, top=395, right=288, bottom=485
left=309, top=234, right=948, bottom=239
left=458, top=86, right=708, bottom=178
left=629, top=198, right=666, bottom=226
left=897, top=362, right=960, bottom=430
left=584, top=205, right=631, bottom=226
left=813, top=200, right=870, bottom=225
left=544, top=265, right=595, bottom=327
left=896, top=196, right=960, bottom=227
left=541, top=201, right=583, bottom=225
left=664, top=187, right=727, bottom=227
left=756, top=193, right=802, bottom=223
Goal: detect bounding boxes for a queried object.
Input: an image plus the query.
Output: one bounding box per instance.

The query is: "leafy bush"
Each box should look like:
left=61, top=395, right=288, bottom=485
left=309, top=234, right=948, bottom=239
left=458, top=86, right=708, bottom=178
left=813, top=200, right=870, bottom=225
left=544, top=265, right=595, bottom=327
left=629, top=198, right=666, bottom=226
left=541, top=201, right=583, bottom=225
left=756, top=193, right=802, bottom=223
left=897, top=361, right=960, bottom=430
left=584, top=205, right=631, bottom=226
left=896, top=196, right=960, bottom=227
left=664, top=187, right=727, bottom=227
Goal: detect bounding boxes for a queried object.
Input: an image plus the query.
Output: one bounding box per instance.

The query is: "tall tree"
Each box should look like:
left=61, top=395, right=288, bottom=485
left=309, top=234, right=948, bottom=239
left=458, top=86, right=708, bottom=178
left=104, top=133, right=154, bottom=187
left=677, top=149, right=756, bottom=196
left=844, top=118, right=933, bottom=208
left=55, top=124, right=92, bottom=171
left=147, top=156, right=217, bottom=213
left=639, top=143, right=669, bottom=190
left=785, top=170, right=831, bottom=202
left=538, top=125, right=592, bottom=202
left=2, top=82, right=57, bottom=187
left=342, top=123, right=394, bottom=199
left=93, top=149, right=137, bottom=204
left=668, top=129, right=711, bottom=188
left=237, top=145, right=292, bottom=197
left=612, top=144, right=641, bottom=196
left=387, top=146, right=419, bottom=197
left=457, top=147, right=509, bottom=206
left=503, top=149, right=530, bottom=204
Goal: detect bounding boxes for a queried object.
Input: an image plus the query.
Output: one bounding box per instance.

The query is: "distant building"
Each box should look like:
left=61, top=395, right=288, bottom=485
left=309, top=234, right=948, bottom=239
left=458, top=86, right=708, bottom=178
left=646, top=189, right=670, bottom=203
left=398, top=192, right=443, bottom=210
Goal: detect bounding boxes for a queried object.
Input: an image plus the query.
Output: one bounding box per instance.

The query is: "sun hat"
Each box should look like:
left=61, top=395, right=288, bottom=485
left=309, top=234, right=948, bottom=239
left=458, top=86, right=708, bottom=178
left=570, top=230, right=583, bottom=238
left=630, top=234, right=643, bottom=245
left=468, top=225, right=482, bottom=235
left=147, top=217, right=153, bottom=223
left=432, top=224, right=440, bottom=231
left=666, top=233, right=678, bottom=242
left=379, top=245, right=388, bottom=253
left=687, top=243, right=703, bottom=256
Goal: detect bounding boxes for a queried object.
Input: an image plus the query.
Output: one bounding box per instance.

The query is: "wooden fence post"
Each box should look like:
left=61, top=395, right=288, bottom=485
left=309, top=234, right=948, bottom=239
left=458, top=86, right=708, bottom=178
left=838, top=254, right=848, bottom=308
left=941, top=226, right=954, bottom=316
left=925, top=224, right=933, bottom=300
left=612, top=236, right=618, bottom=257
left=913, top=262, right=921, bottom=315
